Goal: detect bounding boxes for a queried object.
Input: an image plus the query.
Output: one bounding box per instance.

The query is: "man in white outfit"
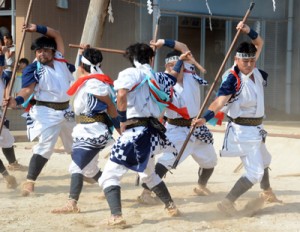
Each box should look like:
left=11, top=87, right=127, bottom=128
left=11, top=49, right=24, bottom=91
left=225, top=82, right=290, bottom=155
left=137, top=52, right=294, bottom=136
left=51, top=47, right=120, bottom=214
left=193, top=21, right=281, bottom=216
left=4, top=23, right=76, bottom=196
left=99, top=42, right=191, bottom=226
left=137, top=43, right=218, bottom=204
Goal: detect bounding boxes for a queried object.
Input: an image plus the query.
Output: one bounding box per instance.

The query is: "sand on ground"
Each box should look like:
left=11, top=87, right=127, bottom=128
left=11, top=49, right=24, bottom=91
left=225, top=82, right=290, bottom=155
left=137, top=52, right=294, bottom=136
left=1, top=122, right=300, bottom=232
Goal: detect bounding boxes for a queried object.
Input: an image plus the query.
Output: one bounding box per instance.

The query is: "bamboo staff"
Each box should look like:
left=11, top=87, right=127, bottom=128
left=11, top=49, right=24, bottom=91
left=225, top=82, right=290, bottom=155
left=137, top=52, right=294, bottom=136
left=0, top=0, right=34, bottom=133
left=69, top=44, right=125, bottom=55
left=172, top=2, right=255, bottom=169
left=150, top=4, right=161, bottom=68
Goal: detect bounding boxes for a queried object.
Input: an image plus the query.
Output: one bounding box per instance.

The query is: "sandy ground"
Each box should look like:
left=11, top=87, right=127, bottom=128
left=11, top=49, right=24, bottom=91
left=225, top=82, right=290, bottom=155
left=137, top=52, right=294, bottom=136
left=1, top=122, right=300, bottom=232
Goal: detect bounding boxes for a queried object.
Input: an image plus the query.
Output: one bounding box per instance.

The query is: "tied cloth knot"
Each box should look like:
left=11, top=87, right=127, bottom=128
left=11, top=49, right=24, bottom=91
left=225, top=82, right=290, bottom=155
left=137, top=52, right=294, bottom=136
left=81, top=55, right=103, bottom=74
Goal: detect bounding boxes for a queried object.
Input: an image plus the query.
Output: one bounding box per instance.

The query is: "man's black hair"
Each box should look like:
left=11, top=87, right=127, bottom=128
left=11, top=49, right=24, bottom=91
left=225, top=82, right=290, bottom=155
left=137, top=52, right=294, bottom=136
left=165, top=50, right=181, bottom=59
left=81, top=48, right=103, bottom=73
left=236, top=42, right=257, bottom=54
left=124, top=43, right=155, bottom=67
left=31, top=36, right=57, bottom=51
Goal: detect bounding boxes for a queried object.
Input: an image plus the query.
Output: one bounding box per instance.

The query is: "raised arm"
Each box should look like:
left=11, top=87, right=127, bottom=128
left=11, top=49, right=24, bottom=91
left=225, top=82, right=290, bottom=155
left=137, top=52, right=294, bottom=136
left=151, top=39, right=206, bottom=73
left=236, top=21, right=264, bottom=61
left=150, top=39, right=189, bottom=53
left=23, top=23, right=64, bottom=55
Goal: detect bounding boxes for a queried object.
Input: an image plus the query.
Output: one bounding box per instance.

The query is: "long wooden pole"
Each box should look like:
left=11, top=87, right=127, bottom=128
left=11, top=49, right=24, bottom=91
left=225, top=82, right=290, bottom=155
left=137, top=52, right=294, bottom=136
left=0, top=0, right=34, bottom=133
left=69, top=44, right=125, bottom=55
left=172, top=2, right=255, bottom=169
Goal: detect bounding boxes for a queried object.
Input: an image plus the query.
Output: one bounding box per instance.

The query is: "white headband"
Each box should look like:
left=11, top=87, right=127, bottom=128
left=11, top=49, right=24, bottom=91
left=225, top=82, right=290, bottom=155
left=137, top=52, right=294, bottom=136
left=236, top=52, right=256, bottom=59
left=81, top=55, right=103, bottom=74
left=165, top=55, right=179, bottom=64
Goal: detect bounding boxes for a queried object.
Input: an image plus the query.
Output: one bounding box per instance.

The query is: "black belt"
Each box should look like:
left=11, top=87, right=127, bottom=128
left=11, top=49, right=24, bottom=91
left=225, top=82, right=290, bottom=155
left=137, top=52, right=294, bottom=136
left=228, top=116, right=263, bottom=126
left=126, top=117, right=149, bottom=129
left=78, top=114, right=109, bottom=124
left=167, top=118, right=193, bottom=127
left=36, top=100, right=69, bottom=110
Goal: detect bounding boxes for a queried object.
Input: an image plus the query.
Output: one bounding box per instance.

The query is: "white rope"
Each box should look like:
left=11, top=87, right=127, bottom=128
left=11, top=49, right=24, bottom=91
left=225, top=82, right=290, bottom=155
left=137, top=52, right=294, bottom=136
left=272, top=0, right=276, bottom=12
left=254, top=20, right=261, bottom=34
left=205, top=0, right=213, bottom=31
left=147, top=0, right=153, bottom=14
left=108, top=0, right=114, bottom=23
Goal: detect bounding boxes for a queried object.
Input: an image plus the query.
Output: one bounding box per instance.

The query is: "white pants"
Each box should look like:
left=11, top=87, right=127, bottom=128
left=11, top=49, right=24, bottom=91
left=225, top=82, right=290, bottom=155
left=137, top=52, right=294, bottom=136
left=221, top=122, right=272, bottom=184
left=99, top=155, right=161, bottom=190
left=33, top=120, right=75, bottom=159
left=241, top=143, right=271, bottom=184
left=0, top=127, right=14, bottom=148
left=158, top=125, right=217, bottom=169
left=158, top=139, right=217, bottom=169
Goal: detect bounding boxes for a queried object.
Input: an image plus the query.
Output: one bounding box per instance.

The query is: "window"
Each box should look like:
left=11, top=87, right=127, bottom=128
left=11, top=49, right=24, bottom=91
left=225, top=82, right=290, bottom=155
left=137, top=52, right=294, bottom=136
left=0, top=0, right=11, bottom=10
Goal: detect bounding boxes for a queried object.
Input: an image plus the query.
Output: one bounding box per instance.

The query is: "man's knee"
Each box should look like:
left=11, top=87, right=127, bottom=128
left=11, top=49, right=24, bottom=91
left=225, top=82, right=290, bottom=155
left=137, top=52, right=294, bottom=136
left=245, top=171, right=264, bottom=184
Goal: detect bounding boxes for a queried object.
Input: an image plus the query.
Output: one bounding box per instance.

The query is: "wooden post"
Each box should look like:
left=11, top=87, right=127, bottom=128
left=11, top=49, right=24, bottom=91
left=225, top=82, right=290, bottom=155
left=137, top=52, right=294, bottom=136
left=74, top=0, right=110, bottom=69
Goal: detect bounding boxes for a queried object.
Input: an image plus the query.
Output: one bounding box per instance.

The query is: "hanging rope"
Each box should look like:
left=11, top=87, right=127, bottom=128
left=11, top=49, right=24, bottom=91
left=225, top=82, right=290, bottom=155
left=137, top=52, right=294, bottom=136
left=272, top=0, right=276, bottom=12
left=205, top=0, right=213, bottom=31
left=108, top=0, right=114, bottom=23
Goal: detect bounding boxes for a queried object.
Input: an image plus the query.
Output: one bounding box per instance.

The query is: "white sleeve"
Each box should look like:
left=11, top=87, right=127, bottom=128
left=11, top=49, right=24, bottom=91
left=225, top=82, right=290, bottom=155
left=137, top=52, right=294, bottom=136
left=85, top=79, right=110, bottom=96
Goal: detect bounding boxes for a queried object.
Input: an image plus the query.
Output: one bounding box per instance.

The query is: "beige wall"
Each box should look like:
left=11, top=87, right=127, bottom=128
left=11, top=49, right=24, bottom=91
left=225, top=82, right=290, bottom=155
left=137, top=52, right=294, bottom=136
left=15, top=0, right=144, bottom=80
left=16, top=0, right=89, bottom=64
left=12, top=0, right=144, bottom=130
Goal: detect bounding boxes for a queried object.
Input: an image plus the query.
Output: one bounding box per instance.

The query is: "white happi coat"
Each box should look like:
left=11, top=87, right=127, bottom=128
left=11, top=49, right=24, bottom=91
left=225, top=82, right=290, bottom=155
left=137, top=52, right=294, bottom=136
left=99, top=63, right=178, bottom=189
left=114, top=64, right=165, bottom=119
left=72, top=77, right=115, bottom=140
left=69, top=77, right=115, bottom=177
left=27, top=51, right=75, bottom=141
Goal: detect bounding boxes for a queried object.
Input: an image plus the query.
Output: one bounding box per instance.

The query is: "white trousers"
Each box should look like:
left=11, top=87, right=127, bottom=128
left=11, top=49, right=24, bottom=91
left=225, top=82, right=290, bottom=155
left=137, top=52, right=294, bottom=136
left=0, top=127, right=14, bottom=148
left=158, top=125, right=217, bottom=169
left=221, top=122, right=272, bottom=184
left=241, top=143, right=271, bottom=184
left=99, top=155, right=161, bottom=190
left=33, top=120, right=75, bottom=159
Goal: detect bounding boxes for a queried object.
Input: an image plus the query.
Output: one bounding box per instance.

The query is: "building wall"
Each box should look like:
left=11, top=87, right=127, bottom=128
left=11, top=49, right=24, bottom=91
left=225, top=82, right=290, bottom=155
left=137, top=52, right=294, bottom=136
left=99, top=0, right=146, bottom=79
left=13, top=0, right=145, bottom=130
left=292, top=0, right=300, bottom=115
left=16, top=0, right=89, bottom=64
left=11, top=0, right=299, bottom=131
left=158, top=0, right=300, bottom=119
left=160, top=0, right=287, bottom=20
left=16, top=0, right=148, bottom=80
